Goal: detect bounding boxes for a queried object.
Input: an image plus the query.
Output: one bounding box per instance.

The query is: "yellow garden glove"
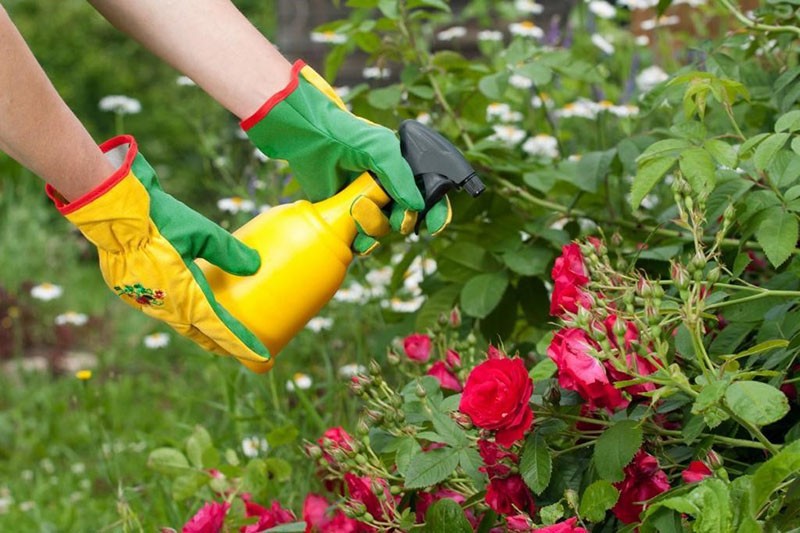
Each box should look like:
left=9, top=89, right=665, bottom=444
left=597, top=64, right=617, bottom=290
left=46, top=135, right=272, bottom=373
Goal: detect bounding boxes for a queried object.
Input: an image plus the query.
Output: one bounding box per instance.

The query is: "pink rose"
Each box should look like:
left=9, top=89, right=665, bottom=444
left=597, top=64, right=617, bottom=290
left=303, top=493, right=361, bottom=533
left=182, top=501, right=229, bottom=533
left=403, top=334, right=432, bottom=362
left=612, top=450, right=670, bottom=524
left=550, top=244, right=592, bottom=316
left=547, top=328, right=628, bottom=412
left=241, top=499, right=295, bottom=533
left=427, top=361, right=462, bottom=392
left=534, top=517, right=587, bottom=532
left=459, top=357, right=534, bottom=447
left=485, top=475, right=536, bottom=516
left=681, top=461, right=712, bottom=484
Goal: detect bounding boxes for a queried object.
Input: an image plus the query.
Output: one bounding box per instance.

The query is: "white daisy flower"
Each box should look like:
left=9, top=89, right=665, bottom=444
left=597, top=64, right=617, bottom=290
left=509, top=21, right=544, bottom=39
left=338, top=363, right=367, bottom=379
left=241, top=436, right=269, bottom=458
left=366, top=266, right=393, bottom=290
left=416, top=112, right=432, bottom=125
left=591, top=33, right=615, bottom=55
left=514, top=0, right=544, bottom=14
left=143, top=332, right=170, bottom=349
left=70, top=463, right=86, bottom=475
left=437, top=26, right=467, bottom=41
left=635, top=35, right=651, bottom=46
left=334, top=282, right=370, bottom=303
left=486, top=102, right=511, bottom=120
left=217, top=197, right=256, bottom=214
left=259, top=204, right=272, bottom=213
left=554, top=99, right=598, bottom=119
left=55, top=312, right=88, bottom=326
left=510, top=74, right=534, bottom=89
left=489, top=124, right=527, bottom=146
left=617, top=0, right=657, bottom=8
left=30, top=283, right=63, bottom=301
left=674, top=0, right=706, bottom=6
left=640, top=15, right=681, bottom=31
left=609, top=104, right=639, bottom=118
left=383, top=296, right=425, bottom=313
left=334, top=86, right=351, bottom=99
left=522, top=134, right=559, bottom=159
left=636, top=65, right=669, bottom=92
left=18, top=501, right=35, bottom=512
left=310, top=31, right=347, bottom=44
left=363, top=66, right=391, bottom=79
left=588, top=0, right=617, bottom=19
left=478, top=30, right=504, bottom=42
left=286, top=372, right=313, bottom=391
left=98, top=95, right=142, bottom=115
left=176, top=76, right=196, bottom=87
left=306, top=317, right=333, bottom=332
left=531, top=93, right=554, bottom=108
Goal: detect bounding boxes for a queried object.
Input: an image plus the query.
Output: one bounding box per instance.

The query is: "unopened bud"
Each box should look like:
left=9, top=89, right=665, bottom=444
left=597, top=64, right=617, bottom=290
left=637, top=277, right=653, bottom=299
left=415, top=381, right=427, bottom=398
left=390, top=485, right=403, bottom=495
left=438, top=312, right=449, bottom=326
left=565, top=489, right=580, bottom=511
left=671, top=261, right=690, bottom=291
left=355, top=454, right=368, bottom=465
left=449, top=307, right=462, bottom=328
left=386, top=351, right=401, bottom=366
left=611, top=232, right=623, bottom=247
left=645, top=305, right=660, bottom=326
left=706, top=450, right=723, bottom=469
left=369, top=360, right=381, bottom=376
left=357, top=419, right=370, bottom=437
left=453, top=412, right=473, bottom=430
left=707, top=266, right=721, bottom=286
left=306, top=444, right=323, bottom=460
left=612, top=316, right=628, bottom=339
left=723, top=203, right=736, bottom=224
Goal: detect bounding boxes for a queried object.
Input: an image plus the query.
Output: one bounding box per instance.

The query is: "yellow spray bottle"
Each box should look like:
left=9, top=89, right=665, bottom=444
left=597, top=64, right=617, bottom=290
left=199, top=121, right=484, bottom=373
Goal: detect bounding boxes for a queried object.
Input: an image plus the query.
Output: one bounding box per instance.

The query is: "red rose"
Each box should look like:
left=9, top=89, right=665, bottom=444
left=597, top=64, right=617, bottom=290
left=459, top=357, right=534, bottom=447
left=550, top=243, right=592, bottom=316
left=681, top=461, right=712, bottom=484
left=303, top=493, right=361, bottom=533
left=318, top=426, right=354, bottom=452
left=612, top=450, right=670, bottom=524
left=344, top=473, right=395, bottom=522
left=427, top=361, right=462, bottom=392
left=547, top=328, right=628, bottom=412
left=182, top=501, right=229, bottom=533
left=414, top=488, right=466, bottom=522
left=487, top=344, right=505, bottom=360
left=445, top=349, right=462, bottom=369
left=478, top=439, right=518, bottom=478
left=403, top=333, right=432, bottom=362
left=506, top=514, right=534, bottom=531
left=534, top=517, right=587, bottom=532
left=241, top=499, right=295, bottom=533
left=485, top=475, right=536, bottom=516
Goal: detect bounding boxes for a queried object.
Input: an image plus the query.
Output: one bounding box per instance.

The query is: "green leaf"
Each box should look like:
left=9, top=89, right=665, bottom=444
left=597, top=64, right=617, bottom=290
left=502, top=247, right=553, bottom=276
left=438, top=242, right=500, bottom=282
left=575, top=150, right=615, bottom=193
left=793, top=137, right=800, bottom=155
left=739, top=133, right=771, bottom=160
left=774, top=65, right=800, bottom=94
left=478, top=72, right=510, bottom=100
left=459, top=448, right=486, bottom=490
left=751, top=440, right=800, bottom=511
left=594, top=420, right=643, bottom=482
left=631, top=156, right=677, bottom=209
left=692, top=378, right=730, bottom=414
left=171, top=471, right=210, bottom=501
left=755, top=207, right=798, bottom=267
left=377, top=0, right=399, bottom=17
left=704, top=139, right=738, bottom=168
left=430, top=408, right=468, bottom=448
left=423, top=498, right=472, bottom=533
left=518, top=63, right=553, bottom=85
left=724, top=380, right=790, bottom=427
left=407, top=0, right=451, bottom=11
left=680, top=147, right=717, bottom=195
left=367, top=84, right=403, bottom=110
left=580, top=480, right=620, bottom=523
left=637, top=139, right=691, bottom=164
left=753, top=133, right=791, bottom=171
left=776, top=110, right=800, bottom=133
left=460, top=271, right=509, bottom=318
left=724, top=339, right=789, bottom=360
left=147, top=447, right=192, bottom=476
left=186, top=425, right=215, bottom=468
left=395, top=437, right=422, bottom=476
left=768, top=150, right=800, bottom=188
left=265, top=457, right=292, bottom=482
left=520, top=434, right=552, bottom=495
left=530, top=358, right=557, bottom=380
left=263, top=523, right=308, bottom=533
left=267, top=424, right=299, bottom=447
left=404, top=447, right=460, bottom=489
left=415, top=284, right=461, bottom=330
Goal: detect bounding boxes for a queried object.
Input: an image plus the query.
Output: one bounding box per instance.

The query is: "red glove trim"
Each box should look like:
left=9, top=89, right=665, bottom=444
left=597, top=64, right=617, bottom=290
left=46, top=135, right=138, bottom=215
left=240, top=60, right=306, bottom=131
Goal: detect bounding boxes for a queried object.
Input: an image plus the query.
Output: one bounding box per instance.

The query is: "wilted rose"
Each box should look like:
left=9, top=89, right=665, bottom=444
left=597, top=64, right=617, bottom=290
left=459, top=356, right=534, bottom=446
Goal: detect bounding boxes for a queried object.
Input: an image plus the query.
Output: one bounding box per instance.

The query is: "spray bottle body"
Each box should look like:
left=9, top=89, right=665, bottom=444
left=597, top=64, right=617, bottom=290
left=199, top=172, right=387, bottom=360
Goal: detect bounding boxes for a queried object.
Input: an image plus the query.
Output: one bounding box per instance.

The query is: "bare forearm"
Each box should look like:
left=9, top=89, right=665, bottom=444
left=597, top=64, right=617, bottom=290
left=88, top=0, right=293, bottom=120
left=0, top=5, right=114, bottom=201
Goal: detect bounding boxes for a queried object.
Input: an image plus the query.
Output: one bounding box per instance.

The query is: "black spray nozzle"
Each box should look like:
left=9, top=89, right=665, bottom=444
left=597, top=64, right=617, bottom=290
left=398, top=120, right=485, bottom=217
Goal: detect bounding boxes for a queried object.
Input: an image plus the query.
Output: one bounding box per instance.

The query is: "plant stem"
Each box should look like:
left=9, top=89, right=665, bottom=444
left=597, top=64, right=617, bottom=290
left=705, top=289, right=800, bottom=311
left=718, top=0, right=800, bottom=38
left=723, top=406, right=781, bottom=455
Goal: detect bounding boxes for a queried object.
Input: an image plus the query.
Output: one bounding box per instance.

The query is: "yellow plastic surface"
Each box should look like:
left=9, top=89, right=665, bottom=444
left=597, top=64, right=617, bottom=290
left=199, top=172, right=389, bottom=370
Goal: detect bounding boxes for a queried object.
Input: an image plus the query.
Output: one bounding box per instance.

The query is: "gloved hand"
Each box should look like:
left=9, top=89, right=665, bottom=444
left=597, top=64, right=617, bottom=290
left=46, top=135, right=272, bottom=373
left=241, top=60, right=451, bottom=255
